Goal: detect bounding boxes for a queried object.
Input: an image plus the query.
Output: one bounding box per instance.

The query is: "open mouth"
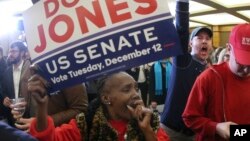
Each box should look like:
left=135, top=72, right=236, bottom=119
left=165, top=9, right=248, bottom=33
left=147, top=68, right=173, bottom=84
left=127, top=97, right=141, bottom=109
left=201, top=47, right=208, bottom=52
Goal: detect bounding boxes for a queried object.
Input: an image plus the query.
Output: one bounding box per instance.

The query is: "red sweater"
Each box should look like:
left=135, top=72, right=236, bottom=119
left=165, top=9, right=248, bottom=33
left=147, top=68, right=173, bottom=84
left=183, top=63, right=250, bottom=141
left=30, top=116, right=169, bottom=141
left=30, top=116, right=82, bottom=141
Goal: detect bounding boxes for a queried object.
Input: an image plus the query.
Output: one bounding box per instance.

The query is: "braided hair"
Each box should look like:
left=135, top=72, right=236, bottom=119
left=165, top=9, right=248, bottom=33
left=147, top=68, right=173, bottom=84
left=85, top=72, right=125, bottom=138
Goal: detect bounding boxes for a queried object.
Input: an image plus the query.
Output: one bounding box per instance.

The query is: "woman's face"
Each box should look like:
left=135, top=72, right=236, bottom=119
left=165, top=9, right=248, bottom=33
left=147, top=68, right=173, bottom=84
left=101, top=72, right=141, bottom=121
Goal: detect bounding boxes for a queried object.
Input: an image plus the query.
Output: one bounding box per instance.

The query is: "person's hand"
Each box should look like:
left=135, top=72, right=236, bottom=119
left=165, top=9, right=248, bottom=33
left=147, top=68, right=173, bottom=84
left=10, top=100, right=27, bottom=118
left=28, top=69, right=49, bottom=132
left=216, top=121, right=237, bottom=139
left=127, top=99, right=157, bottom=141
left=11, top=106, right=34, bottom=132
left=127, top=99, right=153, bottom=131
left=15, top=117, right=35, bottom=132
left=11, top=107, right=23, bottom=120
left=3, top=97, right=11, bottom=107
left=28, top=74, right=48, bottom=105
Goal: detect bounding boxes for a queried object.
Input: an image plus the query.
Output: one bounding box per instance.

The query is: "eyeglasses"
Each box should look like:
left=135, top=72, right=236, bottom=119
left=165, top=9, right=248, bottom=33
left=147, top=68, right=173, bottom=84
left=9, top=50, right=20, bottom=54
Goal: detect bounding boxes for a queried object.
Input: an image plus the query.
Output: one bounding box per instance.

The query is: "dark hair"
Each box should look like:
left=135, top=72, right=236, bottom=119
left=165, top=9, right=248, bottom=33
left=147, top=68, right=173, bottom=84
left=86, top=72, right=125, bottom=137
left=85, top=74, right=111, bottom=138
left=96, top=75, right=112, bottom=94
left=87, top=73, right=116, bottom=115
left=10, top=41, right=26, bottom=52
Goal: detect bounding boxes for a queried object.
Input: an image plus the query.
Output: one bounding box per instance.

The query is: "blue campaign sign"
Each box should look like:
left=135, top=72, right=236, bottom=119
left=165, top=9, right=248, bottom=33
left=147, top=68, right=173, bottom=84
left=23, top=0, right=182, bottom=92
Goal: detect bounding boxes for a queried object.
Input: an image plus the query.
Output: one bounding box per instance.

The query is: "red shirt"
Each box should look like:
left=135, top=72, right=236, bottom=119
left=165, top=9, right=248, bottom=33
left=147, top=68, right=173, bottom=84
left=183, top=63, right=250, bottom=141
left=30, top=116, right=169, bottom=141
left=30, top=116, right=82, bottom=141
left=109, top=120, right=128, bottom=141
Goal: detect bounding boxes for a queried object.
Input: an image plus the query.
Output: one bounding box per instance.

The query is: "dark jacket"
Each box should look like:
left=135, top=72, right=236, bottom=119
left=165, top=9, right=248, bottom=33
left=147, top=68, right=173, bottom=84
left=161, top=1, right=206, bottom=133
left=0, top=121, right=37, bottom=141
left=2, top=60, right=32, bottom=126
left=0, top=58, right=7, bottom=119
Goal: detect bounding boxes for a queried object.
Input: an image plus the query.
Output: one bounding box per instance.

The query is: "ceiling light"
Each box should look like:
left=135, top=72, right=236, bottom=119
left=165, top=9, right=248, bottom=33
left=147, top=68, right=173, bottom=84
left=190, top=13, right=247, bottom=25
left=211, top=0, right=250, bottom=8
left=238, top=10, right=250, bottom=19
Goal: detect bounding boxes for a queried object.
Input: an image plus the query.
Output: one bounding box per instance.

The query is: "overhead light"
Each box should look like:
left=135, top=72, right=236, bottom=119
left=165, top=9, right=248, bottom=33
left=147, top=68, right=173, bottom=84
left=190, top=13, right=247, bottom=25
left=211, top=0, right=250, bottom=8
left=238, top=10, right=250, bottom=19
left=168, top=1, right=216, bottom=17
left=0, top=0, right=32, bottom=36
left=0, top=0, right=32, bottom=16
left=189, top=1, right=215, bottom=14
left=189, top=22, right=207, bottom=28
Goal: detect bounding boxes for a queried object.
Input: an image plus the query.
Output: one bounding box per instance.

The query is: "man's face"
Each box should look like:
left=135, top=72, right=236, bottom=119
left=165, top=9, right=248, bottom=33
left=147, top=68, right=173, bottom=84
left=190, top=31, right=212, bottom=61
left=229, top=45, right=250, bottom=78
left=7, top=46, right=22, bottom=65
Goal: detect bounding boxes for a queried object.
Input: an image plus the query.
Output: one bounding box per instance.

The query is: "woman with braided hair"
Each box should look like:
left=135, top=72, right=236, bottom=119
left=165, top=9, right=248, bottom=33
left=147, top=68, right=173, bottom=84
left=26, top=71, right=168, bottom=141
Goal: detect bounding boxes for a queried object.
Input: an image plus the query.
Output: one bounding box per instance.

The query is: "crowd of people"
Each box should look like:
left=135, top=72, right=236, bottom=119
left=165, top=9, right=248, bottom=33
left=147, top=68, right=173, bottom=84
left=0, top=0, right=250, bottom=141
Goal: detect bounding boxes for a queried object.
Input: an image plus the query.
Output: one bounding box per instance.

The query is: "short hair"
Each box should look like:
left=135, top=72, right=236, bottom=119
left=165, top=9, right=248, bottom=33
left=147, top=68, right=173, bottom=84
left=96, top=71, right=127, bottom=95
left=96, top=74, right=113, bottom=95
left=10, top=41, right=26, bottom=52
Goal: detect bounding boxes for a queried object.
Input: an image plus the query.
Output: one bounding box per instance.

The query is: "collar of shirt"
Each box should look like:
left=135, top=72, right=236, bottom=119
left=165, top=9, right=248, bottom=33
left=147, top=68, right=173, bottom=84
left=192, top=55, right=207, bottom=65
left=13, top=60, right=24, bottom=71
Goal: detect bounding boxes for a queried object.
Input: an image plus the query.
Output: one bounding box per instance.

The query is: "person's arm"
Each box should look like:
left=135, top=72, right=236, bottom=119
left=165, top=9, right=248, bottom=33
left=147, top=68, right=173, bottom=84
left=174, top=0, right=191, bottom=67
left=156, top=128, right=170, bottom=141
left=30, top=116, right=82, bottom=141
left=50, top=84, right=88, bottom=126
left=182, top=69, right=220, bottom=138
left=176, top=0, right=189, bottom=53
left=2, top=67, right=12, bottom=107
left=28, top=74, right=82, bottom=141
left=128, top=107, right=169, bottom=141
left=127, top=98, right=169, bottom=141
left=127, top=104, right=157, bottom=141
left=28, top=74, right=49, bottom=131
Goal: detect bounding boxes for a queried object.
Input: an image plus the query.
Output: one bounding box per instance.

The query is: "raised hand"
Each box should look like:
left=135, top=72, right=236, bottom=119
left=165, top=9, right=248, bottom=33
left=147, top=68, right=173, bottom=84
left=28, top=74, right=48, bottom=105
left=127, top=99, right=157, bottom=141
left=28, top=66, right=49, bottom=132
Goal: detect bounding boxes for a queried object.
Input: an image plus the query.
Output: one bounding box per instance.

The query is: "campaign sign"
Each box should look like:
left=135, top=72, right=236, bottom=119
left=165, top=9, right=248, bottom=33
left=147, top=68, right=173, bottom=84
left=23, top=0, right=182, bottom=92
left=230, top=125, right=250, bottom=141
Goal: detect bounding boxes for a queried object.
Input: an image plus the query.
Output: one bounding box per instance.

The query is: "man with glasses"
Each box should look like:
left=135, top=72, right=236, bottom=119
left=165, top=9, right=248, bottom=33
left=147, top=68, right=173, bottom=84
left=2, top=41, right=31, bottom=126
left=183, top=23, right=250, bottom=141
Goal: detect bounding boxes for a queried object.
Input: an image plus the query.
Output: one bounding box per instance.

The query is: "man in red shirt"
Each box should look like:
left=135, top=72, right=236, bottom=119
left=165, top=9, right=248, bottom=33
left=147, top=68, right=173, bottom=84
left=183, top=24, right=250, bottom=141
